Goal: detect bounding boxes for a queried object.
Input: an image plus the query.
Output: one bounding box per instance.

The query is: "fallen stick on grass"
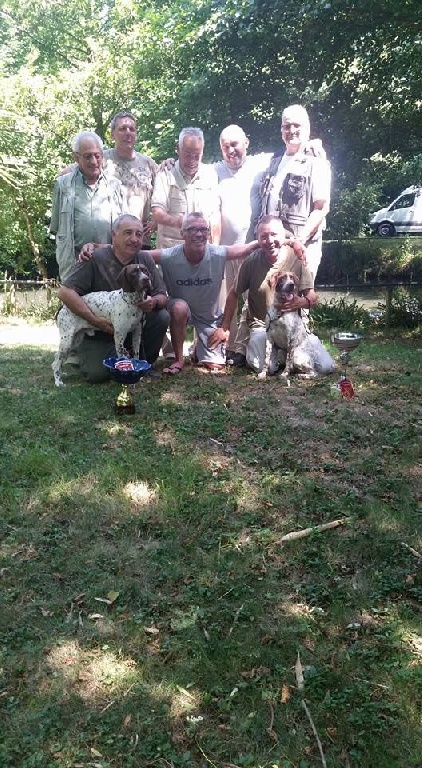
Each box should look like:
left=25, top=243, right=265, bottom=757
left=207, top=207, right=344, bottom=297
left=301, top=699, right=327, bottom=768
left=279, top=517, right=352, bottom=543
left=401, top=541, right=422, bottom=559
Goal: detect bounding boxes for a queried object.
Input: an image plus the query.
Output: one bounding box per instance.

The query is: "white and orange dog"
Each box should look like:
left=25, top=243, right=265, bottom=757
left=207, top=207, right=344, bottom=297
left=265, top=271, right=335, bottom=378
left=52, top=264, right=151, bottom=386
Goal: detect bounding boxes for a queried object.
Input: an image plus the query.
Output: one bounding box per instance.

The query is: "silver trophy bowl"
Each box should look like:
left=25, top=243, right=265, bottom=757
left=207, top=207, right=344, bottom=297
left=331, top=332, right=362, bottom=369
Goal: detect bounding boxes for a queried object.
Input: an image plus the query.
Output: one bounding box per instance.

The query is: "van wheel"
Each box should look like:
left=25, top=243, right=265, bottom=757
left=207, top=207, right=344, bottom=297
left=377, top=221, right=395, bottom=237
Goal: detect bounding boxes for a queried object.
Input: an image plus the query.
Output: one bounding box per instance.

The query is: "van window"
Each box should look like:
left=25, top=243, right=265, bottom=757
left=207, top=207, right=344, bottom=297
left=390, top=193, right=415, bottom=211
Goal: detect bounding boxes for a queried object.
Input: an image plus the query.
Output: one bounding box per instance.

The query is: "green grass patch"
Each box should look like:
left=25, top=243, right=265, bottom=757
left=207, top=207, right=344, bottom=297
left=0, top=328, right=421, bottom=768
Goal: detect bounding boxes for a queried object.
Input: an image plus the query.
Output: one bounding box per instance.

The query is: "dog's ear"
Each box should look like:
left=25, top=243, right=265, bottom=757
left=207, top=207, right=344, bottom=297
left=116, top=266, right=135, bottom=291
left=268, top=268, right=286, bottom=289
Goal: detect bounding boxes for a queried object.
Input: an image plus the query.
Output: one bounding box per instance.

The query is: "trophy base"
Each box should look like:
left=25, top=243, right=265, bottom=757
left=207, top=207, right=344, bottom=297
left=115, top=385, right=135, bottom=415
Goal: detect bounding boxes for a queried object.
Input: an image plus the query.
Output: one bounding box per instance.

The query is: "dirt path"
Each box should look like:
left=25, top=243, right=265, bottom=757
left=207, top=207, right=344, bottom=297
left=0, top=318, right=59, bottom=349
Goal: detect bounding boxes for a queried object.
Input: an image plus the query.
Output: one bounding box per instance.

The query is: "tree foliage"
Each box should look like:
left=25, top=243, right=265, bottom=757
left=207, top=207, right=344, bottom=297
left=0, top=0, right=420, bottom=274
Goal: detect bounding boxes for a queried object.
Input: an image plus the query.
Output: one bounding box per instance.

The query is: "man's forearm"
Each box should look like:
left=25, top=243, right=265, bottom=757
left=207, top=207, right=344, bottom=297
left=301, top=204, right=329, bottom=243
left=210, top=215, right=221, bottom=245
left=226, top=239, right=258, bottom=261
left=57, top=286, right=106, bottom=328
left=221, top=290, right=239, bottom=330
left=152, top=206, right=182, bottom=231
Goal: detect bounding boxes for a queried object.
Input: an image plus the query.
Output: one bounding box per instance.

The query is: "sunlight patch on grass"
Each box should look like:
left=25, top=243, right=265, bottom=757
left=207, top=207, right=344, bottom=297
left=123, top=481, right=158, bottom=508
left=148, top=680, right=201, bottom=718
left=155, top=424, right=179, bottom=447
left=101, top=421, right=135, bottom=439
left=46, top=639, right=138, bottom=701
left=404, top=631, right=422, bottom=659
left=281, top=599, right=321, bottom=619
left=160, top=391, right=187, bottom=405
left=169, top=686, right=201, bottom=718
left=49, top=474, right=100, bottom=501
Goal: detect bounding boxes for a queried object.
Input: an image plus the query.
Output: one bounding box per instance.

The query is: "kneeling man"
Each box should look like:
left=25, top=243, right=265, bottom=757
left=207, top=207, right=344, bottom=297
left=57, top=214, right=169, bottom=382
left=209, top=215, right=316, bottom=373
left=152, top=212, right=258, bottom=374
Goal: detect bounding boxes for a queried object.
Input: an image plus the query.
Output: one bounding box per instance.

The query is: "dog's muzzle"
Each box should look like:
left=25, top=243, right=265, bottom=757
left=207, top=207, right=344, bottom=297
left=276, top=279, right=296, bottom=301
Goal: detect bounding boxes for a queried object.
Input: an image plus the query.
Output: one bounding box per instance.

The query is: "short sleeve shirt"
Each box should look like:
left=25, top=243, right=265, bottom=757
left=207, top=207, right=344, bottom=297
left=72, top=172, right=117, bottom=251
left=103, top=149, right=157, bottom=222
left=159, top=243, right=227, bottom=325
left=63, top=245, right=166, bottom=298
left=151, top=162, right=220, bottom=247
left=235, top=247, right=314, bottom=323
left=215, top=154, right=272, bottom=245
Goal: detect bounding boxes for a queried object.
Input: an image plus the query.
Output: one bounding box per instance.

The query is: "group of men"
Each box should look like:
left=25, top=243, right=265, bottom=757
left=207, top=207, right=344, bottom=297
left=50, top=105, right=331, bottom=380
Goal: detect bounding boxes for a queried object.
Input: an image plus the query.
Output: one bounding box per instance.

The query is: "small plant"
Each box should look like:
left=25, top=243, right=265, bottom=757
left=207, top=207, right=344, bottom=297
left=379, top=288, right=422, bottom=329
left=311, top=296, right=371, bottom=331
left=19, top=295, right=61, bottom=321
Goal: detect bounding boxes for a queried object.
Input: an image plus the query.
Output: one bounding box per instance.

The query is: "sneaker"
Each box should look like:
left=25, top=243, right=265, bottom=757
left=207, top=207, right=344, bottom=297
left=227, top=352, right=246, bottom=368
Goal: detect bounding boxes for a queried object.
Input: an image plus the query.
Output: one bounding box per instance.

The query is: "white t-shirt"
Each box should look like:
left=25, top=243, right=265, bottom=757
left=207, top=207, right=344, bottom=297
left=215, top=154, right=272, bottom=245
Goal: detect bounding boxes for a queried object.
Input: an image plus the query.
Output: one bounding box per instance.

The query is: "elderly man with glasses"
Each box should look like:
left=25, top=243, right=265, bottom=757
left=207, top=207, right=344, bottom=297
left=50, top=130, right=127, bottom=281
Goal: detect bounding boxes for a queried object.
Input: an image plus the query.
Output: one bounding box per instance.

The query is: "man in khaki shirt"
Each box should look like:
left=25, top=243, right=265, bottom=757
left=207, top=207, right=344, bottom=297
left=50, top=131, right=126, bottom=282
left=151, top=127, right=221, bottom=247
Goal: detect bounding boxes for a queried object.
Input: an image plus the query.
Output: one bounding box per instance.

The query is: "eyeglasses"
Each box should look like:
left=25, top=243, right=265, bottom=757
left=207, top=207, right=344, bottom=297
left=76, top=152, right=103, bottom=161
left=184, top=226, right=210, bottom=235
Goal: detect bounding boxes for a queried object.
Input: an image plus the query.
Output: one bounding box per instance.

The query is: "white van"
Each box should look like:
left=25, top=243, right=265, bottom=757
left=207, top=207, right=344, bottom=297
left=369, top=186, right=422, bottom=236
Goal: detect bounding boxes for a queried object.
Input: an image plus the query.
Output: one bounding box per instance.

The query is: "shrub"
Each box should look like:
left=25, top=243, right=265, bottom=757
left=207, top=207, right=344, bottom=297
left=311, top=296, right=372, bottom=332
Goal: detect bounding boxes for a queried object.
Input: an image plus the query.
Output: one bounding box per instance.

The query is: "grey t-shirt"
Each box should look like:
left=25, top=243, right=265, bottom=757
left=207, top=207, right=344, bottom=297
left=159, top=243, right=227, bottom=325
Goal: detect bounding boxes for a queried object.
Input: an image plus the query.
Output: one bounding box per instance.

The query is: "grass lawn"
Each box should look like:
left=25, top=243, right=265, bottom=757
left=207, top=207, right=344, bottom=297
left=0, top=322, right=421, bottom=768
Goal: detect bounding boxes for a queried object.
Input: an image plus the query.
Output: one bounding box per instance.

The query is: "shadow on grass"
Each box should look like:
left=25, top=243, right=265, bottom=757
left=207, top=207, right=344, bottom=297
left=0, top=341, right=421, bottom=767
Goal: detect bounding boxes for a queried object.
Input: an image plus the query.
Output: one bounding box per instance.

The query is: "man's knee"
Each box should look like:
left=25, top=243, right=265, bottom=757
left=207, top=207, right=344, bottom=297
left=170, top=300, right=190, bottom=323
left=246, top=328, right=267, bottom=372
left=79, top=334, right=114, bottom=383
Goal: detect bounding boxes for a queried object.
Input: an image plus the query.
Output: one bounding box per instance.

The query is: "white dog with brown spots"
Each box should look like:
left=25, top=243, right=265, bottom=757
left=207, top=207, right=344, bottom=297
left=52, top=263, right=151, bottom=386
left=265, top=270, right=335, bottom=378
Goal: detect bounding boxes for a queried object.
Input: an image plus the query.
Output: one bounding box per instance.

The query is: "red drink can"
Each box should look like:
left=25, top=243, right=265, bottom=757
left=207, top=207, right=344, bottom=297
left=340, top=378, right=354, bottom=398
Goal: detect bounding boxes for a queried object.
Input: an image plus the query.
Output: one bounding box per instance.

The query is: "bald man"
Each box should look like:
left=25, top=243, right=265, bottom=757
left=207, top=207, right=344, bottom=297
left=214, top=125, right=272, bottom=357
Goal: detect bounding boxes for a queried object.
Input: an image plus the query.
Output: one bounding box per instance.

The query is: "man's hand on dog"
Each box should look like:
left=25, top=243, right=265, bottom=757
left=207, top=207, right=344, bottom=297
left=285, top=238, right=307, bottom=262
left=137, top=296, right=157, bottom=313
left=93, top=317, right=114, bottom=335
left=279, top=295, right=309, bottom=313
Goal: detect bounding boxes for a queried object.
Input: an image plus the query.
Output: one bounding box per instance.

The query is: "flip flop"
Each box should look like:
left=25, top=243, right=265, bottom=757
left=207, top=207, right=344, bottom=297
left=163, top=363, right=184, bottom=375
left=197, top=362, right=225, bottom=372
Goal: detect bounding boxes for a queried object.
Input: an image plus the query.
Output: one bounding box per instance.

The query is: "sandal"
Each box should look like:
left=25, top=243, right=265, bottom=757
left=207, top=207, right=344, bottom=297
left=163, top=362, right=184, bottom=375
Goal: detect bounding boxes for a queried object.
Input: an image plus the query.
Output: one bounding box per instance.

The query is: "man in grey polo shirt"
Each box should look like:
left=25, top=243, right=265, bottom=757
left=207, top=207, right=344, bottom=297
left=50, top=131, right=126, bottom=281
